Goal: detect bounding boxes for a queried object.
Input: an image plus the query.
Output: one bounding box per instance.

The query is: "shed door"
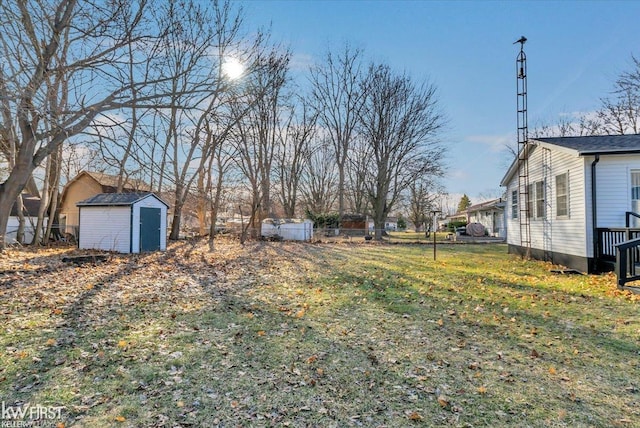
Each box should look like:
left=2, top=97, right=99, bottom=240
left=140, top=207, right=161, bottom=252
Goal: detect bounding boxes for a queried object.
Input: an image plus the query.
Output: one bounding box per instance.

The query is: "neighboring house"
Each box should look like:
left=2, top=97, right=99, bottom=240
left=367, top=216, right=398, bottom=231
left=466, top=198, right=506, bottom=238
left=77, top=193, right=168, bottom=253
left=59, top=171, right=150, bottom=237
left=6, top=194, right=45, bottom=244
left=500, top=134, right=640, bottom=273
left=444, top=211, right=467, bottom=226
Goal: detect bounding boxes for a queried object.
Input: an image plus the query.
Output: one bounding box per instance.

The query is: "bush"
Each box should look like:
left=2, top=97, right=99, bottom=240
left=397, top=217, right=407, bottom=230
left=448, top=220, right=467, bottom=232
left=305, top=210, right=340, bottom=228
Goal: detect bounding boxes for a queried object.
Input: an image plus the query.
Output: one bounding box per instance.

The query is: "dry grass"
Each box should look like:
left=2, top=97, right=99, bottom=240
left=0, top=239, right=638, bottom=427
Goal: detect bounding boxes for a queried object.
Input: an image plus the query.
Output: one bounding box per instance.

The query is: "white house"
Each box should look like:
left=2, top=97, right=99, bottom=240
left=6, top=194, right=46, bottom=244
left=77, top=193, right=168, bottom=253
left=501, top=134, right=640, bottom=273
left=466, top=199, right=507, bottom=238
left=367, top=217, right=399, bottom=232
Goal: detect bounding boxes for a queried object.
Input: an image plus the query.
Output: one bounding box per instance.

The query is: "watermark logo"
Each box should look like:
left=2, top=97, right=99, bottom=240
left=1, top=402, right=64, bottom=427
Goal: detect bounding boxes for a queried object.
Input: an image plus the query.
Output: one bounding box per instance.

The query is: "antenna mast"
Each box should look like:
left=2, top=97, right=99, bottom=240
left=515, top=36, right=531, bottom=258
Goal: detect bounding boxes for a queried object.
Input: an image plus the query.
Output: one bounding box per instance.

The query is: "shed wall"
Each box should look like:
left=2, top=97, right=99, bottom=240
left=79, top=206, right=131, bottom=253
left=131, top=197, right=168, bottom=252
left=261, top=221, right=313, bottom=241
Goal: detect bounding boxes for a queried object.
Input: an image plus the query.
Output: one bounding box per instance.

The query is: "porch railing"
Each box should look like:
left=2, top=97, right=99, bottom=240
left=626, top=211, right=640, bottom=227
left=597, top=228, right=640, bottom=261
left=615, top=237, right=640, bottom=288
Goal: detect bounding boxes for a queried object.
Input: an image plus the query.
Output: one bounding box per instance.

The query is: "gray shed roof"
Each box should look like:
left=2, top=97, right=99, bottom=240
left=534, top=134, right=640, bottom=155
left=77, top=192, right=168, bottom=207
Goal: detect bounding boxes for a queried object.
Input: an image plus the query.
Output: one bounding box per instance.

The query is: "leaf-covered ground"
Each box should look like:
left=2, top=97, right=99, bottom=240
left=0, top=239, right=638, bottom=427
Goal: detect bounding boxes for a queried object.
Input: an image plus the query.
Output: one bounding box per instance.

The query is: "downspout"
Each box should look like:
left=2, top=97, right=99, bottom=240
left=591, top=155, right=600, bottom=272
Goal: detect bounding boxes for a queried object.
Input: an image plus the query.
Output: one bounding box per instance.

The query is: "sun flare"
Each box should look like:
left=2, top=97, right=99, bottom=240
left=222, top=57, right=244, bottom=80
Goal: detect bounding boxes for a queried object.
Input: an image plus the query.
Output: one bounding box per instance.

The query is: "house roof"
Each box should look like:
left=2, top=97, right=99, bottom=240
left=77, top=192, right=169, bottom=207
left=466, top=198, right=505, bottom=213
left=534, top=134, right=640, bottom=155
left=83, top=171, right=151, bottom=191
left=10, top=194, right=42, bottom=217
left=500, top=134, right=640, bottom=186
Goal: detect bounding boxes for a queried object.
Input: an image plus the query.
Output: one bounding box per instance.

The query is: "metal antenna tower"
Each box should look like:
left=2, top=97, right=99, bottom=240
left=515, top=36, right=531, bottom=258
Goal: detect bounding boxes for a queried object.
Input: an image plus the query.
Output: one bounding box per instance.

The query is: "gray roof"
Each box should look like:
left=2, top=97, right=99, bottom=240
left=11, top=194, right=42, bottom=217
left=77, top=192, right=167, bottom=207
left=501, top=134, right=640, bottom=186
left=534, top=134, right=640, bottom=155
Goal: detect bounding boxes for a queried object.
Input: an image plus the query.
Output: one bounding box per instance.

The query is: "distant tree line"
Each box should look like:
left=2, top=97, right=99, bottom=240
left=0, top=0, right=450, bottom=250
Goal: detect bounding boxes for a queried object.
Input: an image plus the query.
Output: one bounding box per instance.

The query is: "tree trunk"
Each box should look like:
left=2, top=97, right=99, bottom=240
left=196, top=170, right=208, bottom=236
left=169, top=201, right=183, bottom=240
left=44, top=145, right=63, bottom=244
left=32, top=154, right=52, bottom=245
left=0, top=130, right=40, bottom=249
left=15, top=195, right=25, bottom=244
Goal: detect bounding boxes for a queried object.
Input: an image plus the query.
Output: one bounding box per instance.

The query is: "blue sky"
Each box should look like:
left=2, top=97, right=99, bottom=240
left=241, top=0, right=640, bottom=204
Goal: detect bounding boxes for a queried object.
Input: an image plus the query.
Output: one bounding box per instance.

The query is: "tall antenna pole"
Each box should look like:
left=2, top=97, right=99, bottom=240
left=515, top=36, right=531, bottom=259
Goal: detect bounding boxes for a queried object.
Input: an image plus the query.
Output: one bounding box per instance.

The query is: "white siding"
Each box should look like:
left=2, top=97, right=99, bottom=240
left=79, top=206, right=131, bottom=253
left=505, top=145, right=588, bottom=257
left=594, top=154, right=640, bottom=228
left=131, top=196, right=168, bottom=252
left=5, top=216, right=43, bottom=244
left=262, top=220, right=313, bottom=241
left=468, top=209, right=505, bottom=237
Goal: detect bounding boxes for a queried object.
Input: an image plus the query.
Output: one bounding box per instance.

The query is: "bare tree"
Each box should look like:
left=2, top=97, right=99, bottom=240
left=598, top=55, right=640, bottom=135
left=142, top=0, right=252, bottom=240
left=231, top=48, right=290, bottom=243
left=406, top=177, right=443, bottom=232
left=598, top=93, right=640, bottom=135
left=358, top=64, right=446, bottom=240
left=299, top=139, right=338, bottom=215
left=205, top=130, right=238, bottom=251
left=345, top=137, right=370, bottom=215
left=309, top=44, right=364, bottom=223
left=275, top=96, right=317, bottom=218
left=0, top=0, right=234, bottom=250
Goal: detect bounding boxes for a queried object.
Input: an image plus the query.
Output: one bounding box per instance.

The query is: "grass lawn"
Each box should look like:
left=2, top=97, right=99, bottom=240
left=1, top=240, right=639, bottom=427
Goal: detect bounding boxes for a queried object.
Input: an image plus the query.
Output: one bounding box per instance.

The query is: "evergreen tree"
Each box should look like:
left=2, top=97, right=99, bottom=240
left=457, top=194, right=471, bottom=212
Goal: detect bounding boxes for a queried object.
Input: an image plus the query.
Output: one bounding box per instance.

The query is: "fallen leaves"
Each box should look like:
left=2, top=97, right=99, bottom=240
left=0, top=239, right=635, bottom=427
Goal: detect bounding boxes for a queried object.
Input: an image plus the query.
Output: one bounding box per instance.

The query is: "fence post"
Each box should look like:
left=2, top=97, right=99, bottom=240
left=616, top=247, right=626, bottom=288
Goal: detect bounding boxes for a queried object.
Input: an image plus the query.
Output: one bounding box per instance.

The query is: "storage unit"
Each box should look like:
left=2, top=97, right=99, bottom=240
left=261, top=219, right=314, bottom=241
left=77, top=193, right=168, bottom=253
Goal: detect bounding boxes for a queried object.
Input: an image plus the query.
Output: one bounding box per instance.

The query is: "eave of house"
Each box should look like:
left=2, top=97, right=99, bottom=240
left=501, top=136, right=640, bottom=188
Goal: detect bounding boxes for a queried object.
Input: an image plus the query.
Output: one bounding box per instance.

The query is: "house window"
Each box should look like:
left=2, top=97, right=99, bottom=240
left=556, top=173, right=569, bottom=217
left=524, top=181, right=545, bottom=219
left=511, top=190, right=518, bottom=219
left=535, top=181, right=545, bottom=219
left=631, top=171, right=640, bottom=226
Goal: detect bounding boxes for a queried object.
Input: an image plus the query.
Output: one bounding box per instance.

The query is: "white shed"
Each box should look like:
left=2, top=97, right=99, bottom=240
left=261, top=219, right=314, bottom=241
left=77, top=193, right=168, bottom=253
